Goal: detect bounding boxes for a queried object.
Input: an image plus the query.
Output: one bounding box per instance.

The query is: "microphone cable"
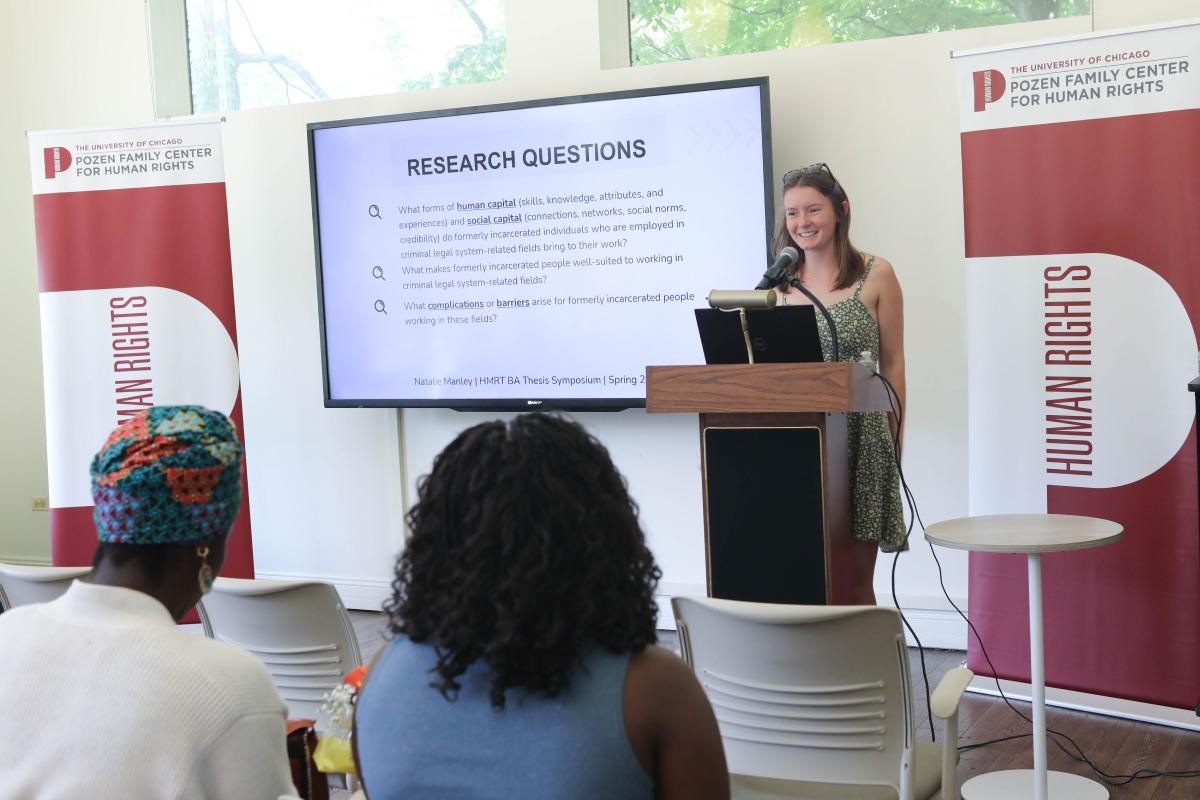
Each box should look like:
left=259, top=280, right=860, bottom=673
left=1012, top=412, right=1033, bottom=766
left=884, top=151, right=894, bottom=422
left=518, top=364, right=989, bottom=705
left=786, top=278, right=840, bottom=362
left=870, top=368, right=1200, bottom=787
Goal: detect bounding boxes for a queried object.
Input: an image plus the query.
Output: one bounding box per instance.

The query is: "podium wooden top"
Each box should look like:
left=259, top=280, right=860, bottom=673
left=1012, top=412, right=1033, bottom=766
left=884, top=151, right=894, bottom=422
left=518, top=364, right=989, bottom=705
left=645, top=362, right=891, bottom=414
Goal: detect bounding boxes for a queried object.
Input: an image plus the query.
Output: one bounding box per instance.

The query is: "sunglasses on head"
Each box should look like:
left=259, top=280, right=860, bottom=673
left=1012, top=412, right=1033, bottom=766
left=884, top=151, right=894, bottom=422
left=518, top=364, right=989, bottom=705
left=782, top=163, right=839, bottom=189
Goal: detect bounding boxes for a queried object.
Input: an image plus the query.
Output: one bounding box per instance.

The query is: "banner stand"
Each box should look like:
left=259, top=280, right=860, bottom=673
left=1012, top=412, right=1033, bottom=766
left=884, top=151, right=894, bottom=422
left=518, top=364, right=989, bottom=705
left=28, top=119, right=255, bottom=581
left=953, top=21, right=1200, bottom=721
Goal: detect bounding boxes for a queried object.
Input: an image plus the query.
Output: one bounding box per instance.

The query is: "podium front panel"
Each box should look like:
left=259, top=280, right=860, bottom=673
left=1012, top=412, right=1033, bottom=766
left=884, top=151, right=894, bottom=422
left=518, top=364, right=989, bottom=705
left=703, top=426, right=827, bottom=604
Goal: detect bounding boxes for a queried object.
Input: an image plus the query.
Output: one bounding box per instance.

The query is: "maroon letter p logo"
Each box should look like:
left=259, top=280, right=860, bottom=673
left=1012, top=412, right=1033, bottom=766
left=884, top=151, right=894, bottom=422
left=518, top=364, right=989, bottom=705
left=972, top=70, right=1006, bottom=112
left=43, top=146, right=72, bottom=179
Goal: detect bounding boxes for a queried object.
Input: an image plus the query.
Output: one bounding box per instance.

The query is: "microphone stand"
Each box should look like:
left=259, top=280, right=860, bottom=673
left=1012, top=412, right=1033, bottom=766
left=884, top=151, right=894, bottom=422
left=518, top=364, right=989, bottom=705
left=785, top=277, right=839, bottom=363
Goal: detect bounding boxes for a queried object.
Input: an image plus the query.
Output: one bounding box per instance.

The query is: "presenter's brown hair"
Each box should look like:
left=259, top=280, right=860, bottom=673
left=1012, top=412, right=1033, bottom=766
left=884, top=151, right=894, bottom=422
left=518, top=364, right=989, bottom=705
left=772, top=163, right=866, bottom=292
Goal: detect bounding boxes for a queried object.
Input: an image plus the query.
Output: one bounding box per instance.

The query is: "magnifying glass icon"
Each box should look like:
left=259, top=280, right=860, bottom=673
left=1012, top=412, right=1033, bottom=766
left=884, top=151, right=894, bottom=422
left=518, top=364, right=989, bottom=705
left=374, top=299, right=388, bottom=314
left=372, top=265, right=385, bottom=281
left=368, top=204, right=382, bottom=220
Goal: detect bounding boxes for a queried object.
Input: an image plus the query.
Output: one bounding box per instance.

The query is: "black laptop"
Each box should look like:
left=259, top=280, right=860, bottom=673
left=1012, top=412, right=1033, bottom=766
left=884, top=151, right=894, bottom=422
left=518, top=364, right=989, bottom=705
left=694, top=306, right=824, bottom=364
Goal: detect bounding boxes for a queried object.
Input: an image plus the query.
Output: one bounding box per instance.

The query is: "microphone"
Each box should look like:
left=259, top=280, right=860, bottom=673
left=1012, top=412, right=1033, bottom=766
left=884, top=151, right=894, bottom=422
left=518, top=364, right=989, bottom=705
left=755, top=246, right=800, bottom=290
left=755, top=246, right=841, bottom=361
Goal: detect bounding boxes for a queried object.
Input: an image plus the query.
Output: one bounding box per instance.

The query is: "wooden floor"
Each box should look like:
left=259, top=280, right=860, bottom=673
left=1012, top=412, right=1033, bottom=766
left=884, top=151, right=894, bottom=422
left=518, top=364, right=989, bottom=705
left=349, top=613, right=1200, bottom=798
left=349, top=610, right=388, bottom=665
left=911, top=648, right=1200, bottom=799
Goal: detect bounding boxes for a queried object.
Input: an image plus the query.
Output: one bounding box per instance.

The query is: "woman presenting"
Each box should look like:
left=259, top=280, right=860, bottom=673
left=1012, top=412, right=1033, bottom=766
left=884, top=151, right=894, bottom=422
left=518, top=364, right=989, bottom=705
left=772, top=163, right=907, bottom=603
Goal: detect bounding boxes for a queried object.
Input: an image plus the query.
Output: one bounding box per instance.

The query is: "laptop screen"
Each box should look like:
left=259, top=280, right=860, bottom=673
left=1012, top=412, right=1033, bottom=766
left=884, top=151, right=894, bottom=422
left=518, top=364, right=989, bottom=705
left=694, top=306, right=824, bottom=364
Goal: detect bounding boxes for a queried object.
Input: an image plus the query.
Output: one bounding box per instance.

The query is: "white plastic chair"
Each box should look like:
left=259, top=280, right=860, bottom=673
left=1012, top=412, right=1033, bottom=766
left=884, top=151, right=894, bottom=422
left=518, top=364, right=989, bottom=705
left=0, top=563, right=91, bottom=610
left=197, top=577, right=363, bottom=720
left=671, top=596, right=973, bottom=800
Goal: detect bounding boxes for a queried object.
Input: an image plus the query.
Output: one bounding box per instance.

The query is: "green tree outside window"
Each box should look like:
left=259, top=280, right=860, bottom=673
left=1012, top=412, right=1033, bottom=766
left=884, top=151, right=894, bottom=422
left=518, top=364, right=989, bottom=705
left=186, top=0, right=505, bottom=114
left=630, top=0, right=1091, bottom=65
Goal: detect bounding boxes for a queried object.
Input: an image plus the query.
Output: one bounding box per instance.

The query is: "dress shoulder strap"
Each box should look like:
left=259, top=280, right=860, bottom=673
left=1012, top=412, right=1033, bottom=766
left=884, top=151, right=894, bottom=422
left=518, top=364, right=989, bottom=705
left=853, top=254, right=876, bottom=300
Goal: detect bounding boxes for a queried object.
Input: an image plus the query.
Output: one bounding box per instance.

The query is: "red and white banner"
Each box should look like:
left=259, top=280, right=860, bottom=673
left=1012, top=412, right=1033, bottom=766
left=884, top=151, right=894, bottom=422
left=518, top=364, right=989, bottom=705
left=955, top=22, right=1200, bottom=710
left=29, top=121, right=254, bottom=578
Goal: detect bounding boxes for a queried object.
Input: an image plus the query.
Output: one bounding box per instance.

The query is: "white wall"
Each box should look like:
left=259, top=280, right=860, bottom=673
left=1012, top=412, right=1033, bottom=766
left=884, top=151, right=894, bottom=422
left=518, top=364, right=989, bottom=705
left=0, top=0, right=157, bottom=565
left=4, top=0, right=1197, bottom=643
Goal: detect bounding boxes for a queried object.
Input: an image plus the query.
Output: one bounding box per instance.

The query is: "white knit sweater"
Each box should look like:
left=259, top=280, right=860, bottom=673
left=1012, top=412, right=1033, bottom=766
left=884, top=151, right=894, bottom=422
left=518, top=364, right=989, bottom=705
left=0, top=581, right=297, bottom=799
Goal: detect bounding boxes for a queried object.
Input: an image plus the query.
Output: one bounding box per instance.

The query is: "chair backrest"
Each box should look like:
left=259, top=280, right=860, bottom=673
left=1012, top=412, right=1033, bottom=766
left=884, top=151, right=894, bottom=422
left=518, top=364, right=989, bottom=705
left=672, top=596, right=916, bottom=796
left=0, top=563, right=91, bottom=610
left=197, top=577, right=363, bottom=720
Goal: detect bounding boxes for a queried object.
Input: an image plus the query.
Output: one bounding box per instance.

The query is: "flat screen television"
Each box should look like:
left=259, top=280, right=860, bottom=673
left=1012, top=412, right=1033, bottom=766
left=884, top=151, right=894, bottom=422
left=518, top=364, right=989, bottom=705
left=308, top=77, right=773, bottom=409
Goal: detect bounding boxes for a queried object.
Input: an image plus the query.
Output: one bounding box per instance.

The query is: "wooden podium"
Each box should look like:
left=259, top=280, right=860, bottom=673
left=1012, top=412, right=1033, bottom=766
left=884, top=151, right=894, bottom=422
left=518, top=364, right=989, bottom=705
left=646, top=362, right=890, bottom=605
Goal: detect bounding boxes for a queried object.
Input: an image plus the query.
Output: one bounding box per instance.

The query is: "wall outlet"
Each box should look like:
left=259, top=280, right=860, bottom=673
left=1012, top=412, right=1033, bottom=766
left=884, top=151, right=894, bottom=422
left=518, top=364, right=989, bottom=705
left=31, top=497, right=49, bottom=512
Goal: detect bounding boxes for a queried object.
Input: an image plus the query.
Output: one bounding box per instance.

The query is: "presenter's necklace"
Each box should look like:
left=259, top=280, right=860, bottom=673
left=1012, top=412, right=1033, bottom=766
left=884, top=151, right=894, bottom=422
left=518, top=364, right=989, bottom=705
left=781, top=276, right=802, bottom=305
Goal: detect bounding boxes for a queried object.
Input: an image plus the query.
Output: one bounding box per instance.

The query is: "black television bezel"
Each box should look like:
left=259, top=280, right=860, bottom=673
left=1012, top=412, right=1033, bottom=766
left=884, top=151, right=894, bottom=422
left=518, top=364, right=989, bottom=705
left=307, top=76, right=774, bottom=410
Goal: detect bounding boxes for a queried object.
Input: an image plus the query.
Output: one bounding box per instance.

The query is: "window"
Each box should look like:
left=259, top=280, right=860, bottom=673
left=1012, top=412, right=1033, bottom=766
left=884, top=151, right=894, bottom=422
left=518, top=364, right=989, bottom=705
left=629, top=0, right=1091, bottom=65
left=185, top=0, right=505, bottom=114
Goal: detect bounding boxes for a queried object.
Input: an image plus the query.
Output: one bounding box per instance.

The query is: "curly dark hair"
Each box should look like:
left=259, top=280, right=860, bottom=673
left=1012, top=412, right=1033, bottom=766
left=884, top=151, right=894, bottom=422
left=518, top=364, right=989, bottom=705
left=384, top=413, right=662, bottom=710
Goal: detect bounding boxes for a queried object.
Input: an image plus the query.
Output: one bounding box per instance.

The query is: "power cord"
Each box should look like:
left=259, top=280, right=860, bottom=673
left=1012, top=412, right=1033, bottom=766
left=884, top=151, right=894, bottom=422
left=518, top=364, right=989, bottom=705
left=870, top=368, right=1200, bottom=786
left=858, top=362, right=935, bottom=740
left=873, top=370, right=1036, bottom=750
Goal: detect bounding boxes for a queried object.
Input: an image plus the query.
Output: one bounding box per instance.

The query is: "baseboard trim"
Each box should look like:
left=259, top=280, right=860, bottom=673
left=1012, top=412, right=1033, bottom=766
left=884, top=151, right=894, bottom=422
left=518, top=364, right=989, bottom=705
left=0, top=554, right=54, bottom=567
left=881, top=601, right=969, bottom=650
left=968, top=675, right=1200, bottom=731
left=253, top=572, right=970, bottom=649
left=253, top=571, right=392, bottom=611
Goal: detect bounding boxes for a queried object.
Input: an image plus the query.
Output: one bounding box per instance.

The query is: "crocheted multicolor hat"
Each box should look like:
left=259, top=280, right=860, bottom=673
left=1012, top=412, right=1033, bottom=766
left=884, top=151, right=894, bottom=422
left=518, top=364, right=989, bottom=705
left=90, top=405, right=244, bottom=544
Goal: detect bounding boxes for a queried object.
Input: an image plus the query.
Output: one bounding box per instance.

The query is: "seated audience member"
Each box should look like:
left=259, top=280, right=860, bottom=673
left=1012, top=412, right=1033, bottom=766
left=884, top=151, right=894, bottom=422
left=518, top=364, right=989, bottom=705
left=354, top=413, right=730, bottom=799
left=0, top=406, right=296, bottom=799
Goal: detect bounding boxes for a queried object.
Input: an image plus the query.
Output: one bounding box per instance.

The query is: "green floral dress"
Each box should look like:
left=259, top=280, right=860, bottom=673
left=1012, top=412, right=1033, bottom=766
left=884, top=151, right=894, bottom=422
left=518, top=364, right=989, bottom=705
left=814, top=256, right=907, bottom=552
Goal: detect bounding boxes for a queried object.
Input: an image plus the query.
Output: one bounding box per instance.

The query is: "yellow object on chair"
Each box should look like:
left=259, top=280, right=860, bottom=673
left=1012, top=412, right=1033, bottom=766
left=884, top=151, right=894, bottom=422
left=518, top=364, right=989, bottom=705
left=313, top=736, right=356, bottom=775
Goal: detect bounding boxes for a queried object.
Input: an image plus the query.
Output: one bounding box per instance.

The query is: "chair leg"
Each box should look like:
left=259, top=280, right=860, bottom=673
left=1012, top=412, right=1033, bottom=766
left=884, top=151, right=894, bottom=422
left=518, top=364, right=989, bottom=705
left=941, top=712, right=958, bottom=800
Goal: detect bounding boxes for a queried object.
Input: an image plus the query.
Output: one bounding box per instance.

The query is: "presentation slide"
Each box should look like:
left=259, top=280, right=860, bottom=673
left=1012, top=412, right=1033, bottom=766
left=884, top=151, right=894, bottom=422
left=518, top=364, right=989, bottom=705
left=310, top=80, right=771, bottom=407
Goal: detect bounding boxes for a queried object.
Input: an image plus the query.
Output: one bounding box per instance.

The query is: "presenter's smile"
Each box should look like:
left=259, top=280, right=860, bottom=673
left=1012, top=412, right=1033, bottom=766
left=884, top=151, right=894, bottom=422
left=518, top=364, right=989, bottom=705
left=790, top=222, right=830, bottom=250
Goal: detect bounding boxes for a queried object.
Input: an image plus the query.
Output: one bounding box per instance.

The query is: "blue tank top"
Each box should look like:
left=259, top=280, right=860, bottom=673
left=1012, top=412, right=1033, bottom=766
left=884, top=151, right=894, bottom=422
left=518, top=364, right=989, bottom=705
left=356, top=637, right=654, bottom=799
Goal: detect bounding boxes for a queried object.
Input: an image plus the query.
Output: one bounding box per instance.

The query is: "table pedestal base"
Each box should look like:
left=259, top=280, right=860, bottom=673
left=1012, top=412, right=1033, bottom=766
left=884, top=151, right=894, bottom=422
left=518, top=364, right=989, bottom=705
left=961, top=769, right=1108, bottom=799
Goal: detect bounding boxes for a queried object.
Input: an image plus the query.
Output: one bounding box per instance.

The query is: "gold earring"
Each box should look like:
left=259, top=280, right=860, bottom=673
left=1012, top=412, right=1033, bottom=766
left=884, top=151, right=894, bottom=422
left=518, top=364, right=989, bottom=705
left=197, top=545, right=214, bottom=595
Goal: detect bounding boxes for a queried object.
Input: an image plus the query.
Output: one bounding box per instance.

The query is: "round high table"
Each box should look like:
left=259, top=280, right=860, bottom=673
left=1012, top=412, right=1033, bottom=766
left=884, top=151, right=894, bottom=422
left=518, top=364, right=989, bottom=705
left=924, top=514, right=1123, bottom=800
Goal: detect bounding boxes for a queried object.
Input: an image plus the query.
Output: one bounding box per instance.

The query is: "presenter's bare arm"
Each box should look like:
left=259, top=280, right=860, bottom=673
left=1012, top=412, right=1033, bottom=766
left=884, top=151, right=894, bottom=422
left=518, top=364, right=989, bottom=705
left=871, top=257, right=905, bottom=444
